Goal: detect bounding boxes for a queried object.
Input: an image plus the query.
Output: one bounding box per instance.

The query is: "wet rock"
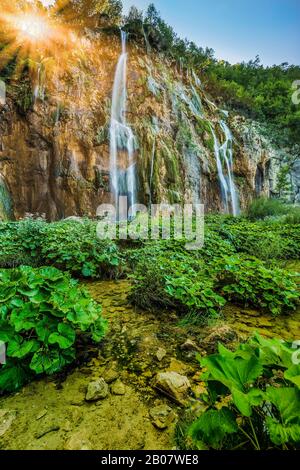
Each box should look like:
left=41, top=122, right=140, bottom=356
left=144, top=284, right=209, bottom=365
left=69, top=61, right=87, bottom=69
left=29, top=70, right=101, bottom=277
left=111, top=379, right=126, bottom=396
left=153, top=372, right=191, bottom=404
left=202, top=325, right=238, bottom=353
left=103, top=362, right=119, bottom=384
left=180, top=339, right=201, bottom=353
left=85, top=378, right=109, bottom=401
left=155, top=347, right=167, bottom=362
left=149, top=405, right=177, bottom=429
left=64, top=432, right=92, bottom=450
left=0, top=410, right=16, bottom=437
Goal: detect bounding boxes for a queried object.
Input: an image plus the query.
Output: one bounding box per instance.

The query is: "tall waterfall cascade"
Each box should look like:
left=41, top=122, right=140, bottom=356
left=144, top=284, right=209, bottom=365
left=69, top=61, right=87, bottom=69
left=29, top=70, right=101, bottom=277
left=211, top=120, right=240, bottom=216
left=109, top=31, right=137, bottom=219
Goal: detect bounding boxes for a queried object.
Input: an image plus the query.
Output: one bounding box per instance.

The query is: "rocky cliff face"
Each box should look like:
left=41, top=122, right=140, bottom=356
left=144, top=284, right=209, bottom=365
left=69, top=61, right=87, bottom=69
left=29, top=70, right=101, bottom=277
left=0, top=32, right=297, bottom=220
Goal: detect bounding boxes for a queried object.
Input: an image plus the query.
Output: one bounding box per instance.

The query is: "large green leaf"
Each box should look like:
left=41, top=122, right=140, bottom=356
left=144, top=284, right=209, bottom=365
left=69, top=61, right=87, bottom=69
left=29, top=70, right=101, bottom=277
left=284, top=365, right=300, bottom=388
left=0, top=359, right=31, bottom=392
left=189, top=408, right=238, bottom=450
left=48, top=323, right=75, bottom=349
left=29, top=348, right=73, bottom=374
left=231, top=387, right=265, bottom=417
left=266, top=387, right=300, bottom=424
left=7, top=337, right=40, bottom=358
left=202, top=345, right=263, bottom=393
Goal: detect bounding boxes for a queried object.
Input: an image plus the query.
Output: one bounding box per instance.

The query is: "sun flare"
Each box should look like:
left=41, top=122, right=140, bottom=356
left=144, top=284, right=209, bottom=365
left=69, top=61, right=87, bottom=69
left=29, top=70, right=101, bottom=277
left=14, top=13, right=51, bottom=43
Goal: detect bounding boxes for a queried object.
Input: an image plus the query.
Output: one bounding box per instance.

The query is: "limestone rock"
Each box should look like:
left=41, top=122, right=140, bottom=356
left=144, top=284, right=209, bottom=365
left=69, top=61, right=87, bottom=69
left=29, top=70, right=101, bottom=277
left=64, top=432, right=92, bottom=450
left=202, top=325, right=238, bottom=353
left=149, top=405, right=177, bottom=429
left=153, top=372, right=191, bottom=404
left=155, top=347, right=167, bottom=362
left=111, top=379, right=126, bottom=396
left=85, top=378, right=109, bottom=401
left=180, top=339, right=201, bottom=352
left=103, top=363, right=119, bottom=384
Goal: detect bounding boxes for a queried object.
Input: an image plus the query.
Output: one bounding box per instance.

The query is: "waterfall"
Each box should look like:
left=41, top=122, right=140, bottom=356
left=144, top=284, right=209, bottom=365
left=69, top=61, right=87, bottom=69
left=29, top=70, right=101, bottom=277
left=110, top=31, right=137, bottom=219
left=219, top=121, right=240, bottom=216
left=210, top=122, right=240, bottom=216
left=33, top=64, right=45, bottom=103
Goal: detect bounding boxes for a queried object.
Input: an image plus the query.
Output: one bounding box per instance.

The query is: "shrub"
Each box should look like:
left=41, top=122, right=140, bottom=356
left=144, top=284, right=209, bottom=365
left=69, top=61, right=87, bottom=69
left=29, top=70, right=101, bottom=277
left=246, top=197, right=287, bottom=220
left=188, top=334, right=300, bottom=450
left=212, top=255, right=299, bottom=315
left=219, top=219, right=299, bottom=261
left=0, top=220, right=121, bottom=278
left=0, top=220, right=44, bottom=268
left=129, top=253, right=226, bottom=317
left=0, top=266, right=107, bottom=393
left=284, top=206, right=300, bottom=225
left=39, top=220, right=120, bottom=278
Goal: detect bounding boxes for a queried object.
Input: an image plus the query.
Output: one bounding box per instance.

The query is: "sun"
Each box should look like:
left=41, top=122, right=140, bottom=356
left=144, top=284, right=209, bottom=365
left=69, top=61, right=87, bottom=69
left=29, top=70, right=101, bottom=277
left=14, top=13, right=51, bottom=43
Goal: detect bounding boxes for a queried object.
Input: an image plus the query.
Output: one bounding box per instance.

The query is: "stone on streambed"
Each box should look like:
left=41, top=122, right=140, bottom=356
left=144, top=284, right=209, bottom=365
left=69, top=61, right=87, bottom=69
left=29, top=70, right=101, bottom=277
left=85, top=378, right=109, bottom=401
left=111, top=379, right=126, bottom=396
left=149, top=405, right=177, bottom=430
left=155, top=347, right=167, bottom=362
left=0, top=410, right=16, bottom=438
left=153, top=372, right=191, bottom=404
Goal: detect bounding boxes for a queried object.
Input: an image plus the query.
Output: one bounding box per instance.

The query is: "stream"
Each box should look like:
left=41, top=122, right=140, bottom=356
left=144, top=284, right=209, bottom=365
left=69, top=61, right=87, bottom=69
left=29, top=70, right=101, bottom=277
left=0, top=274, right=299, bottom=450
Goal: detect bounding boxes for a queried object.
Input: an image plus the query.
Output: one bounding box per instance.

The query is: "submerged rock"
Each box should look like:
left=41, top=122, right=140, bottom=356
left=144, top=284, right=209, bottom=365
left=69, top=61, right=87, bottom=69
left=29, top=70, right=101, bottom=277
left=0, top=410, right=16, bottom=437
left=153, top=372, right=191, bottom=404
left=155, top=348, right=167, bottom=362
left=85, top=378, right=109, bottom=401
left=111, top=379, right=126, bottom=396
left=103, top=362, right=119, bottom=384
left=149, top=405, right=177, bottom=429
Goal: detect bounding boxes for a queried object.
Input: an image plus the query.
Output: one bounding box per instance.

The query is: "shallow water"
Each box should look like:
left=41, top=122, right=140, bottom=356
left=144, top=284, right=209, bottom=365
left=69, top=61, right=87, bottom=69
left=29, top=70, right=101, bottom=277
left=0, top=275, right=299, bottom=450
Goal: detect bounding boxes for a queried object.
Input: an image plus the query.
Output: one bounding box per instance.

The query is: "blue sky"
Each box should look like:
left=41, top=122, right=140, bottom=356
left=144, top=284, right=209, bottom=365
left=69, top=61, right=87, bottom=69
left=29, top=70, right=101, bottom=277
left=122, top=0, right=300, bottom=65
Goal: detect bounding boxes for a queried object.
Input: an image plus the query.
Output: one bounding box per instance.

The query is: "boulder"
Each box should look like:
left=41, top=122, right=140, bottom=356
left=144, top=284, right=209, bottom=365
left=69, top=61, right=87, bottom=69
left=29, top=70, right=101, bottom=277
left=111, top=379, right=126, bottom=396
left=153, top=372, right=191, bottom=404
left=85, top=378, right=109, bottom=401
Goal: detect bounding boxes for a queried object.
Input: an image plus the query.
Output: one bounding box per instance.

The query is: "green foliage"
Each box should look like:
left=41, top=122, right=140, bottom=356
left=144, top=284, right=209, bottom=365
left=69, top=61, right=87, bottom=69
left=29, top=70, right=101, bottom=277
left=129, top=247, right=225, bottom=317
left=246, top=197, right=287, bottom=220
left=213, top=255, right=299, bottom=315
left=206, top=58, right=300, bottom=147
left=0, top=220, right=121, bottom=278
left=188, top=334, right=300, bottom=450
left=284, top=206, right=300, bottom=225
left=39, top=220, right=120, bottom=278
left=0, top=266, right=107, bottom=392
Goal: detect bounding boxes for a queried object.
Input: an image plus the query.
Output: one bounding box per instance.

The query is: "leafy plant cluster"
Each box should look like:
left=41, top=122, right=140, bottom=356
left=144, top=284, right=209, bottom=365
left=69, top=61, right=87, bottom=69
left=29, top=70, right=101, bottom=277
left=0, top=266, right=107, bottom=393
left=129, top=239, right=299, bottom=318
left=188, top=334, right=300, bottom=450
left=0, top=219, right=120, bottom=278
left=212, top=255, right=299, bottom=316
left=207, top=214, right=300, bottom=261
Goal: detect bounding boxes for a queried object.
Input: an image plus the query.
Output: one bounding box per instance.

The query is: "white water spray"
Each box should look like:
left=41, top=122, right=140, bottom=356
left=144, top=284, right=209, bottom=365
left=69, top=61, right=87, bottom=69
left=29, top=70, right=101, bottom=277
left=110, top=31, right=137, bottom=219
left=211, top=121, right=240, bottom=216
